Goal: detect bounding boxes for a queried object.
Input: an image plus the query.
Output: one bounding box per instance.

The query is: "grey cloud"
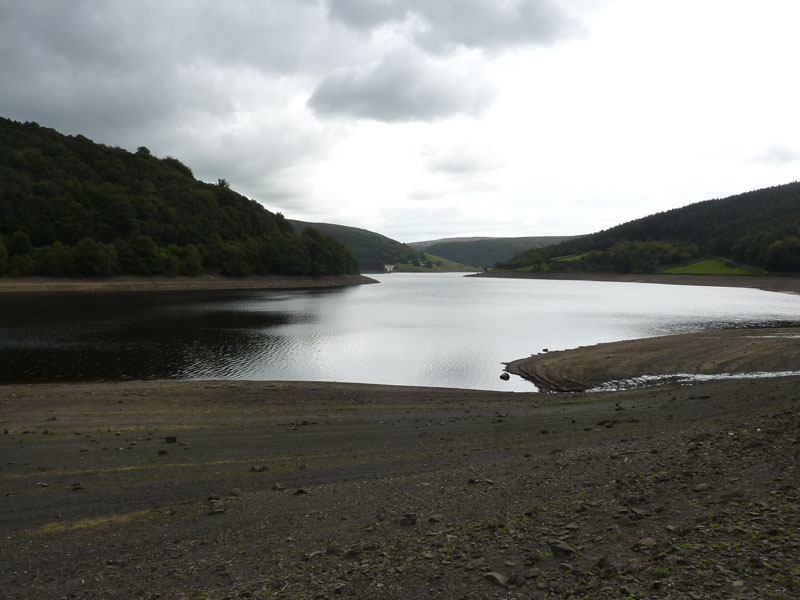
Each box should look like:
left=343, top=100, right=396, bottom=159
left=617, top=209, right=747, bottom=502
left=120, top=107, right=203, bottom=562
left=0, top=0, right=358, bottom=139
left=308, top=50, right=494, bottom=121
left=407, top=189, right=445, bottom=201
left=0, top=0, right=343, bottom=203
left=752, top=144, right=800, bottom=166
left=425, top=147, right=502, bottom=174
left=325, top=0, right=582, bottom=53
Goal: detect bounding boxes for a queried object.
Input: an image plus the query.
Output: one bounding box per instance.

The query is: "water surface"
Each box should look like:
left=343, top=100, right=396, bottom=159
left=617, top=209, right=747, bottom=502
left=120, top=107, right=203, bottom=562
left=0, top=273, right=798, bottom=390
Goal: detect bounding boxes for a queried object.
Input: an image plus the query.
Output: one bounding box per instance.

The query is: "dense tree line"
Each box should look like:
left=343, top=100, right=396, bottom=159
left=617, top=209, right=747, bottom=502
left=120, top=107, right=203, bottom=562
left=0, top=118, right=358, bottom=278
left=289, top=219, right=422, bottom=272
left=500, top=182, right=800, bottom=273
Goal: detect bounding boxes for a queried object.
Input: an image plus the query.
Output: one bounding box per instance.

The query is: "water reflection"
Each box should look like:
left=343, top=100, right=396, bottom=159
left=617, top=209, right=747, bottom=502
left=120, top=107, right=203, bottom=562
left=0, top=273, right=799, bottom=390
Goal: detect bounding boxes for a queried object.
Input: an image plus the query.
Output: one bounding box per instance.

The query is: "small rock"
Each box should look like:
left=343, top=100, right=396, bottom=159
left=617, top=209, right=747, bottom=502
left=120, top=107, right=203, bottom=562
left=272, top=483, right=285, bottom=491
left=79, top=447, right=89, bottom=453
left=294, top=488, right=309, bottom=495
left=499, top=373, right=510, bottom=381
left=526, top=567, right=542, bottom=578
left=165, top=436, right=177, bottom=444
left=158, top=449, right=168, bottom=456
left=596, top=556, right=615, bottom=569
left=548, top=540, right=575, bottom=556
left=250, top=465, right=268, bottom=473
left=399, top=513, right=417, bottom=526
left=484, top=571, right=508, bottom=588
left=639, top=537, right=658, bottom=548
left=429, top=514, right=444, bottom=523
left=694, top=483, right=712, bottom=493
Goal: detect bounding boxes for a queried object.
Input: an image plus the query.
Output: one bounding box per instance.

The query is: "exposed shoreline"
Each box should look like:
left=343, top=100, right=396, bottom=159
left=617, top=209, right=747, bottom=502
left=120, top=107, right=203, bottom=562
left=2, top=375, right=797, bottom=598
left=470, top=270, right=800, bottom=294
left=506, top=326, right=800, bottom=392
left=0, top=273, right=379, bottom=295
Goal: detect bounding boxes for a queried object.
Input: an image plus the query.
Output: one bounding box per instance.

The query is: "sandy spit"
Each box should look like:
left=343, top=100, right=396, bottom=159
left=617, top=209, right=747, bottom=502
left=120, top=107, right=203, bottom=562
left=506, top=326, right=800, bottom=392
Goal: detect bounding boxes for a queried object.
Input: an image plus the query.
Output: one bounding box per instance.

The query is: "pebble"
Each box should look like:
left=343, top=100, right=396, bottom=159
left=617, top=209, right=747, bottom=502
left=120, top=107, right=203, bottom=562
left=484, top=571, right=508, bottom=588
left=548, top=540, right=575, bottom=556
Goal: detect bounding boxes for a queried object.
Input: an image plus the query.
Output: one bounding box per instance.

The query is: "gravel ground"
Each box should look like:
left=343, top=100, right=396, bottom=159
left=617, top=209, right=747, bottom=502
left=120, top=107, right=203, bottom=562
left=1, top=376, right=797, bottom=599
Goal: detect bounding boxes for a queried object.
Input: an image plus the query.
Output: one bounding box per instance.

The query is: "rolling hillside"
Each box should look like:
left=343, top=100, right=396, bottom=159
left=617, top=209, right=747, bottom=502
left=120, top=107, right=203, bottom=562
left=0, top=117, right=359, bottom=278
left=500, top=182, right=800, bottom=274
left=409, top=235, right=575, bottom=268
left=289, top=220, right=423, bottom=272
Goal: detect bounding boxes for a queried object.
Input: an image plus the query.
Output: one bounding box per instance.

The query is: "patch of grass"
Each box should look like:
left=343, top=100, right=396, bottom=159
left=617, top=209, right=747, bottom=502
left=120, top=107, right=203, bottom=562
left=552, top=253, right=585, bottom=262
left=659, top=257, right=763, bottom=275
left=37, top=509, right=157, bottom=533
left=394, top=252, right=478, bottom=272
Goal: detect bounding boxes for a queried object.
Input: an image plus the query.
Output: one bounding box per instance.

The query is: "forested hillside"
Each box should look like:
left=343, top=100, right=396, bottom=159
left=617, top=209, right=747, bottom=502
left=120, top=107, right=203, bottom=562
left=409, top=235, right=575, bottom=268
left=0, top=118, right=358, bottom=278
left=500, top=182, right=800, bottom=273
left=289, top=220, right=422, bottom=272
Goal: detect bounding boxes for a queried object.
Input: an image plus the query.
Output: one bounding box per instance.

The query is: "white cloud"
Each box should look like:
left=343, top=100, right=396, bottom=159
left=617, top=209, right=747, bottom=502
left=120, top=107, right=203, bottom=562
left=752, top=144, right=800, bottom=167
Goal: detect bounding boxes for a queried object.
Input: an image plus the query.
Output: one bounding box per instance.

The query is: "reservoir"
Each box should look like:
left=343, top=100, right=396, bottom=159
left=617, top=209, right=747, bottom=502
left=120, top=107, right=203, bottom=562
left=0, top=272, right=798, bottom=390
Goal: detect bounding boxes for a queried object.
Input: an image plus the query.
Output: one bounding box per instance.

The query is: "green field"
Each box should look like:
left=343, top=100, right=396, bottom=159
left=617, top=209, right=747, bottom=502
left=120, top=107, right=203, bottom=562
left=394, top=252, right=478, bottom=272
left=659, top=258, right=763, bottom=275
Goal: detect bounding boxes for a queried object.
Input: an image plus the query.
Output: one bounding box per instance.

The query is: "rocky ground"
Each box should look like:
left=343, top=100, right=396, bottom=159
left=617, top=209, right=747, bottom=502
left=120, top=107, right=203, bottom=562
left=1, top=375, right=798, bottom=599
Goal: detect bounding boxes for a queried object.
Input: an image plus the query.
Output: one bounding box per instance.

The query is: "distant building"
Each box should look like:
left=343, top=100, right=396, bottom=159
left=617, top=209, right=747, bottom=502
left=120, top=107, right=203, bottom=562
left=384, top=264, right=395, bottom=272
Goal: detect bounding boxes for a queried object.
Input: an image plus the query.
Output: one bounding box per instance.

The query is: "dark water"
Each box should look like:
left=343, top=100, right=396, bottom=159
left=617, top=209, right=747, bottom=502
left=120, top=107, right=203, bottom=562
left=1, top=273, right=798, bottom=390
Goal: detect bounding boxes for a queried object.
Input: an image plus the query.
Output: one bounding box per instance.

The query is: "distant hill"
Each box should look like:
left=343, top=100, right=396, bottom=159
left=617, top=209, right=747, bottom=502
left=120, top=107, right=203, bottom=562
left=289, top=220, right=423, bottom=272
left=409, top=236, right=575, bottom=268
left=500, top=182, right=800, bottom=274
left=0, top=117, right=358, bottom=278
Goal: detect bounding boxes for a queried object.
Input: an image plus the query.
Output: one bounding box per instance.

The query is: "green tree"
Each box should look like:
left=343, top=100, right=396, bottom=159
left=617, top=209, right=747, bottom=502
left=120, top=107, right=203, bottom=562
left=7, top=254, right=35, bottom=276
left=35, top=241, right=75, bottom=276
left=74, top=237, right=116, bottom=276
left=7, top=231, right=32, bottom=256
left=0, top=238, right=7, bottom=274
left=177, top=244, right=203, bottom=276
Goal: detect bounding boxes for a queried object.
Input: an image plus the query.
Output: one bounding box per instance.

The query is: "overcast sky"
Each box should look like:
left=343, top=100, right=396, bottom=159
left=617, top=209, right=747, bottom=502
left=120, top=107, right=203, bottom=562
left=1, top=1, right=799, bottom=242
